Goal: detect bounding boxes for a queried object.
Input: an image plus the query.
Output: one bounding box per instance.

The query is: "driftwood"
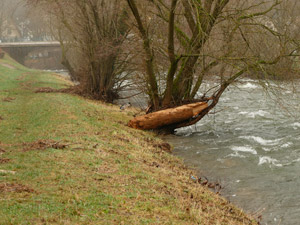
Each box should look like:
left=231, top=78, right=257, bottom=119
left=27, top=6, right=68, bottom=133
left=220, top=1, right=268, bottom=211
left=128, top=102, right=208, bottom=130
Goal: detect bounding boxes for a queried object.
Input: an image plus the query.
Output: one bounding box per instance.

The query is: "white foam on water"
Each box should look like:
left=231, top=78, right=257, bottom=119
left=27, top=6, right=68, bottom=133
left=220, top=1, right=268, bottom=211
left=281, top=142, right=292, bottom=148
left=293, top=158, right=300, bottom=163
left=258, top=156, right=283, bottom=167
left=262, top=147, right=272, bottom=152
left=238, top=110, right=270, bottom=118
left=240, top=136, right=282, bottom=146
left=227, top=152, right=246, bottom=158
left=231, top=146, right=257, bottom=155
left=248, top=110, right=270, bottom=118
left=292, top=122, right=300, bottom=129
left=240, top=82, right=258, bottom=89
left=240, top=78, right=254, bottom=82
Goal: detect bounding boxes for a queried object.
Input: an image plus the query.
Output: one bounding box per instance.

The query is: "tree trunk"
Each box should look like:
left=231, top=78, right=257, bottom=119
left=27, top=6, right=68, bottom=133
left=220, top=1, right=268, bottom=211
left=127, top=0, right=160, bottom=110
left=128, top=102, right=208, bottom=130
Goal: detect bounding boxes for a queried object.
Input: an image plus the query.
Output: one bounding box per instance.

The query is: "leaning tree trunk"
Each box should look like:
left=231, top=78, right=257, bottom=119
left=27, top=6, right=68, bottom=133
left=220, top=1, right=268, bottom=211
left=128, top=102, right=208, bottom=130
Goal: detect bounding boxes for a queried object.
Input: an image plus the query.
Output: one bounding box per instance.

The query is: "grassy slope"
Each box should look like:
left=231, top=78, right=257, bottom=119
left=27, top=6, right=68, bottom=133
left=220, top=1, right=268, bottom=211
left=0, top=55, right=257, bottom=224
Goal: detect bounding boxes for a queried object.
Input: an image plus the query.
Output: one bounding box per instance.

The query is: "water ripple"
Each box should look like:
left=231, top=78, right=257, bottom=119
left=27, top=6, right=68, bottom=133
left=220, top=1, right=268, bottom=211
left=239, top=136, right=282, bottom=146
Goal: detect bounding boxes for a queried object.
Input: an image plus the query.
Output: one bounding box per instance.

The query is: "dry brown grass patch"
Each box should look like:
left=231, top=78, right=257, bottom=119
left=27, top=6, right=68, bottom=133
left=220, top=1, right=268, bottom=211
left=2, top=97, right=16, bottom=102
left=0, top=183, right=35, bottom=193
left=34, top=87, right=57, bottom=93
left=0, top=158, right=10, bottom=164
left=95, top=161, right=119, bottom=174
left=0, top=147, right=6, bottom=154
left=153, top=142, right=172, bottom=153
left=0, top=62, right=15, bottom=69
left=22, top=139, right=67, bottom=151
left=19, top=81, right=33, bottom=90
left=16, top=74, right=27, bottom=81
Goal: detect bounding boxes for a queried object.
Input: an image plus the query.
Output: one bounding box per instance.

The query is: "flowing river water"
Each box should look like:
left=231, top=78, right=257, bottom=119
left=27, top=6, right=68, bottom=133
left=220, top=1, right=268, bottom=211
left=165, top=79, right=300, bottom=225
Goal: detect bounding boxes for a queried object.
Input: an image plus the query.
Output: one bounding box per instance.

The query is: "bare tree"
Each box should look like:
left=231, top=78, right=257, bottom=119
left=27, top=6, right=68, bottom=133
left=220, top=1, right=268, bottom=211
left=28, top=0, right=134, bottom=102
left=126, top=0, right=300, bottom=129
left=0, top=0, right=22, bottom=42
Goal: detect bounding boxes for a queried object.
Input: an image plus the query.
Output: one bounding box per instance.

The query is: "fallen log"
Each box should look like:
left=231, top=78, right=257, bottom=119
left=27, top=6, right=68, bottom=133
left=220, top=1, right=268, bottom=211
left=128, top=102, right=208, bottom=130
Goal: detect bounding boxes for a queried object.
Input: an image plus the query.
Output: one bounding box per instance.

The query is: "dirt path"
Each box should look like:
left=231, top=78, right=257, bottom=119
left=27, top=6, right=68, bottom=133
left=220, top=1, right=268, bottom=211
left=0, top=62, right=16, bottom=69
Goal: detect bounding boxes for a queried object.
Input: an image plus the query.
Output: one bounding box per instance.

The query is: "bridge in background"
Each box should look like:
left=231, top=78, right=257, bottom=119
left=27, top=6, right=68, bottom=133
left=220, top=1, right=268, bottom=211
left=0, top=41, right=60, bottom=48
left=0, top=42, right=63, bottom=70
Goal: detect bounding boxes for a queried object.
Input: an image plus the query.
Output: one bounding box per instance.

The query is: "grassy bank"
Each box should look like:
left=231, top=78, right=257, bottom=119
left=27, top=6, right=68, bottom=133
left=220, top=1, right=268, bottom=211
left=0, top=55, right=257, bottom=224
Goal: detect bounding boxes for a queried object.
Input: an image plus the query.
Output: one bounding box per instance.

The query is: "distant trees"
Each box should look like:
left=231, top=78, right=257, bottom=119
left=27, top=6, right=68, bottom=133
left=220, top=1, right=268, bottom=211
left=28, top=0, right=135, bottom=102
left=0, top=0, right=53, bottom=42
left=0, top=1, right=5, bottom=40
left=18, top=5, right=54, bottom=41
left=0, top=0, right=20, bottom=42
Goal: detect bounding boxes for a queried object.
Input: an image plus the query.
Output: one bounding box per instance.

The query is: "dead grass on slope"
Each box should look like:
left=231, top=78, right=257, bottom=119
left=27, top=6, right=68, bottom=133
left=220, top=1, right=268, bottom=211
left=22, top=139, right=67, bottom=151
left=89, top=123, right=258, bottom=224
left=0, top=183, right=35, bottom=193
left=2, top=97, right=16, bottom=102
left=34, top=87, right=57, bottom=93
left=0, top=158, right=10, bottom=164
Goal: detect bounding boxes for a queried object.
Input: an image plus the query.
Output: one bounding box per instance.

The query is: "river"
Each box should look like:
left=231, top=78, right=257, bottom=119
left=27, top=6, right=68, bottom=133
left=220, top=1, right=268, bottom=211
left=165, top=79, right=300, bottom=225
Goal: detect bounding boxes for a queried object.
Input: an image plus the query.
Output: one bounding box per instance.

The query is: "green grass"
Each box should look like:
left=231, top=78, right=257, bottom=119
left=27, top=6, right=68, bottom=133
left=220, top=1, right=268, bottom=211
left=0, top=55, right=257, bottom=224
